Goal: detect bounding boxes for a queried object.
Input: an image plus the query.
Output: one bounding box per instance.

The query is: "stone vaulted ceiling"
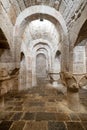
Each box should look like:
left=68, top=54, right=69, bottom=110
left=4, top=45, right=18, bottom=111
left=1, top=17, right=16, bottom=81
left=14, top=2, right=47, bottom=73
left=77, top=20, right=87, bottom=42
left=0, top=0, right=87, bottom=26
left=0, top=0, right=87, bottom=47
left=24, top=19, right=60, bottom=44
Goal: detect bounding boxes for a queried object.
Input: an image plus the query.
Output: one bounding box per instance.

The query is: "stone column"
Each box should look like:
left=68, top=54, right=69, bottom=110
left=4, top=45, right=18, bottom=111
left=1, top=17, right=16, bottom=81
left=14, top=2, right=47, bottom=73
left=67, top=88, right=80, bottom=112
left=60, top=72, right=85, bottom=112
left=19, top=61, right=26, bottom=90
left=13, top=36, right=21, bottom=68
left=61, top=39, right=69, bottom=72
left=69, top=45, right=73, bottom=72
left=32, top=55, right=37, bottom=87
left=67, top=85, right=85, bottom=112
left=26, top=55, right=32, bottom=89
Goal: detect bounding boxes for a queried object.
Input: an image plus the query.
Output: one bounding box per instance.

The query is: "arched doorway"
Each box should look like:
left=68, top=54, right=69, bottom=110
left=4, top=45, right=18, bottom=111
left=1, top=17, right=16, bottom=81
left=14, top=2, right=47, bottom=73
left=15, top=5, right=68, bottom=88
left=14, top=5, right=68, bottom=71
left=36, top=53, right=47, bottom=85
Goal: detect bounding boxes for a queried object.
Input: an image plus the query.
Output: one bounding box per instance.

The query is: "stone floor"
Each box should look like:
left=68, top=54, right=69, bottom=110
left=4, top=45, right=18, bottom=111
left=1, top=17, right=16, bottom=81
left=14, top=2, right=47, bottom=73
left=0, top=85, right=87, bottom=130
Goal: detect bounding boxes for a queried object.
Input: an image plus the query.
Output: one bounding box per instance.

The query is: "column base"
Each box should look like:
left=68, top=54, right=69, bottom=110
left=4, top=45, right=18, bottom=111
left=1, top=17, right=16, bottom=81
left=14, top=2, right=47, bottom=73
left=67, top=91, right=86, bottom=112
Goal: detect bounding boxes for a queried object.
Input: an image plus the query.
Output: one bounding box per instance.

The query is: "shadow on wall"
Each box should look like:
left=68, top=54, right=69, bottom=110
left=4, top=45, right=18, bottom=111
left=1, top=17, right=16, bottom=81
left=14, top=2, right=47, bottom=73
left=54, top=50, right=61, bottom=73
left=0, top=28, right=19, bottom=95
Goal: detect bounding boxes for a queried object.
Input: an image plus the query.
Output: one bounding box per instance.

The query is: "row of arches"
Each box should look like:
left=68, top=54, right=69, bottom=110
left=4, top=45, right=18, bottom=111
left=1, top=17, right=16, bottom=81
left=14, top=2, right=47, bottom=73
left=14, top=5, right=67, bottom=89
left=19, top=41, right=61, bottom=89
left=0, top=5, right=87, bottom=91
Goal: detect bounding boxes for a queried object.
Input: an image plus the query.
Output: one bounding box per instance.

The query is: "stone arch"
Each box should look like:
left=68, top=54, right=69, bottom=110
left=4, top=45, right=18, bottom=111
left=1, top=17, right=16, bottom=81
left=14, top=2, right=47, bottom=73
left=36, top=47, right=50, bottom=72
left=36, top=49, right=49, bottom=73
left=32, top=41, right=52, bottom=70
left=69, top=4, right=87, bottom=72
left=14, top=5, right=67, bottom=37
left=36, top=47, right=48, bottom=53
left=73, top=19, right=87, bottom=73
left=29, top=40, right=53, bottom=69
left=74, top=20, right=87, bottom=46
left=70, top=4, right=87, bottom=46
left=13, top=5, right=69, bottom=72
left=30, top=41, right=52, bottom=86
left=33, top=42, right=51, bottom=50
left=30, top=39, right=53, bottom=52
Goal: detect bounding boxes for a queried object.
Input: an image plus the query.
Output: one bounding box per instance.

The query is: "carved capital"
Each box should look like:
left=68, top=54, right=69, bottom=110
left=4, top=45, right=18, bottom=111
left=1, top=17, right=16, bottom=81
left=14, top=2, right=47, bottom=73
left=60, top=71, right=79, bottom=92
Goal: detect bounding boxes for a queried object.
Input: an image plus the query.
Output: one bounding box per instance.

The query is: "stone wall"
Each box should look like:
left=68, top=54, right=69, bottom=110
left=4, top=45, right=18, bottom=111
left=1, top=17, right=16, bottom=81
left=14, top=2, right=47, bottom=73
left=73, top=46, right=86, bottom=74
left=0, top=1, right=87, bottom=91
left=0, top=68, right=18, bottom=95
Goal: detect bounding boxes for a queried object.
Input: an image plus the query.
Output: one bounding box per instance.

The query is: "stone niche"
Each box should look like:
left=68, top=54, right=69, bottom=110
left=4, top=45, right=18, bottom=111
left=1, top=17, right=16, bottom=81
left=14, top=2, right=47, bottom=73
left=36, top=53, right=47, bottom=84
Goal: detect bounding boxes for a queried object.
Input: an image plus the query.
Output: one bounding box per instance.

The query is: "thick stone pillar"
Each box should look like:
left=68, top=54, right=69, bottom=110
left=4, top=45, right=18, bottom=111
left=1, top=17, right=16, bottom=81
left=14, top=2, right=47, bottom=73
left=62, top=72, right=86, bottom=112
left=32, top=55, right=37, bottom=87
left=69, top=45, right=73, bottom=72
left=61, top=38, right=69, bottom=72
left=26, top=55, right=32, bottom=88
left=19, top=64, right=26, bottom=90
left=67, top=88, right=80, bottom=112
left=13, top=37, right=21, bottom=68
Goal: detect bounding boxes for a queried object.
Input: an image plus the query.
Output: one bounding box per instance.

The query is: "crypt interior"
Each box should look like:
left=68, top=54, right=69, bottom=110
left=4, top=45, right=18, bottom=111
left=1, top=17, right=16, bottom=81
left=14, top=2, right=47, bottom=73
left=0, top=0, right=87, bottom=130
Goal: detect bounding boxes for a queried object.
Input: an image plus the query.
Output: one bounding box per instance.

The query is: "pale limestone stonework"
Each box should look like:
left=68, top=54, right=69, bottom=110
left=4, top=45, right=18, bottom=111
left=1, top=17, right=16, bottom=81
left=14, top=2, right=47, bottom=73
left=0, top=1, right=87, bottom=113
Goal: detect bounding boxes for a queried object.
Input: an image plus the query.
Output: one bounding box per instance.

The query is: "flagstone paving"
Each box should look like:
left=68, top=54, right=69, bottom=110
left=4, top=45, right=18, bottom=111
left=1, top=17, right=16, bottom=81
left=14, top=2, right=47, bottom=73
left=0, top=85, right=87, bottom=130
